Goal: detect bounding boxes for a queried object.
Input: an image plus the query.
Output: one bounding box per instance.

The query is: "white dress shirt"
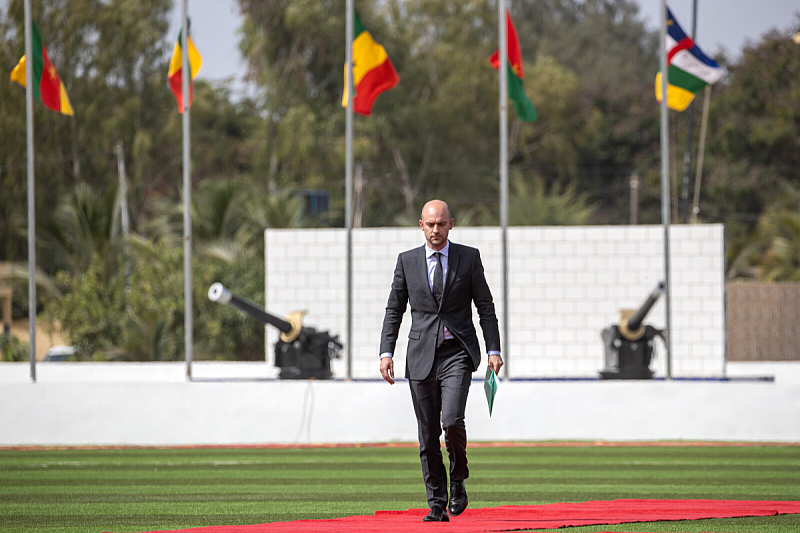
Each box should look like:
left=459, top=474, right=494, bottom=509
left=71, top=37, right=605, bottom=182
left=425, top=242, right=454, bottom=342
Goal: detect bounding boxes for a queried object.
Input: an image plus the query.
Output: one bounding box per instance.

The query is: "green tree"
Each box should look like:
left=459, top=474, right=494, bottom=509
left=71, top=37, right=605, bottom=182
left=701, top=19, right=800, bottom=245
left=238, top=0, right=345, bottom=197
left=728, top=186, right=800, bottom=282
left=509, top=175, right=596, bottom=226
left=0, top=0, right=261, bottom=265
left=49, top=254, right=127, bottom=359
left=37, top=182, right=122, bottom=277
left=0, top=0, right=173, bottom=239
left=48, top=234, right=268, bottom=361
left=0, top=334, right=29, bottom=362
left=235, top=0, right=661, bottom=227
left=513, top=0, right=661, bottom=223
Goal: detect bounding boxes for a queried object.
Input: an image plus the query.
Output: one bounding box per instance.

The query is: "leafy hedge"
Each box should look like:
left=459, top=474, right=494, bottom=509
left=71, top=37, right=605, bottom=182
left=47, top=243, right=266, bottom=362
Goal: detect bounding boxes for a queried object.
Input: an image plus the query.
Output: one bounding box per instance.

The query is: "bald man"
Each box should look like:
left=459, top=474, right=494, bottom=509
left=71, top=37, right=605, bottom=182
left=379, top=199, right=502, bottom=522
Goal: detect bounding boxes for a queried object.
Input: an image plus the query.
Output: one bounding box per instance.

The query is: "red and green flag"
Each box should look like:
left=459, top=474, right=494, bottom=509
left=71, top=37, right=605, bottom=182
left=489, top=10, right=537, bottom=122
left=168, top=25, right=202, bottom=113
left=10, top=21, right=73, bottom=116
left=342, top=11, right=399, bottom=116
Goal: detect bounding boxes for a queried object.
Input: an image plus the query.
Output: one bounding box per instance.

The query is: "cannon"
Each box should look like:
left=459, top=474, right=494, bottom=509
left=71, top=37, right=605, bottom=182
left=599, top=281, right=665, bottom=379
left=208, top=283, right=342, bottom=379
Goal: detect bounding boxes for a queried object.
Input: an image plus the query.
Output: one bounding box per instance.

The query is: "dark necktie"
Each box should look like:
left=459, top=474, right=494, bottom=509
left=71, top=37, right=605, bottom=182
left=433, top=252, right=443, bottom=304
left=433, top=252, right=444, bottom=347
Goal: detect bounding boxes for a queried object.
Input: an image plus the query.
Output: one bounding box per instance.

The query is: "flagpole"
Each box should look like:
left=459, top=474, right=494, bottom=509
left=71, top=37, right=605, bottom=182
left=344, top=0, right=354, bottom=380
left=498, top=0, right=509, bottom=379
left=680, top=0, right=699, bottom=223
left=24, top=0, right=36, bottom=382
left=181, top=0, right=193, bottom=380
left=690, top=86, right=712, bottom=223
left=116, top=141, right=131, bottom=298
left=659, top=0, right=673, bottom=379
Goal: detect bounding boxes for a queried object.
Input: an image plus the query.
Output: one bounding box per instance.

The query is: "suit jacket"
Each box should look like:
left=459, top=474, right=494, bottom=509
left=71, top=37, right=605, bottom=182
left=380, top=241, right=501, bottom=380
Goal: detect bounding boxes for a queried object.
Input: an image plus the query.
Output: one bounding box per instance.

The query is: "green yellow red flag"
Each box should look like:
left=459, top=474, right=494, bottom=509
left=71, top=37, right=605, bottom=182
left=168, top=25, right=202, bottom=113
left=10, top=22, right=74, bottom=116
left=342, top=11, right=399, bottom=116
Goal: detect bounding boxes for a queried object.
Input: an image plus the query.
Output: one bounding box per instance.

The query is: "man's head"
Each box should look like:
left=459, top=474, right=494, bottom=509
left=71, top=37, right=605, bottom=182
left=419, top=199, right=453, bottom=251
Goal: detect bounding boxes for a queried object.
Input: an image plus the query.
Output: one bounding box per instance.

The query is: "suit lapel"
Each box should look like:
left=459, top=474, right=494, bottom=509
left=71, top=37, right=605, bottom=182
left=442, top=242, right=459, bottom=305
left=415, top=246, right=436, bottom=306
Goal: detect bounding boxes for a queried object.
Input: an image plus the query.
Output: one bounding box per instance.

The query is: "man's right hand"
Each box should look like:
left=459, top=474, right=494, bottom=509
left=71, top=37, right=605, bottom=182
left=380, top=357, right=395, bottom=385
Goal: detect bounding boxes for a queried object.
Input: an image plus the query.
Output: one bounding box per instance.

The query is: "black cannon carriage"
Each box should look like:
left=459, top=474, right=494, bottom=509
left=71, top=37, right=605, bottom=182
left=600, top=281, right=665, bottom=379
left=208, top=283, right=342, bottom=379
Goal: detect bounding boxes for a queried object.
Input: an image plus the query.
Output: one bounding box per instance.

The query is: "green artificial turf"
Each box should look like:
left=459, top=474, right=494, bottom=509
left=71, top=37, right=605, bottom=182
left=0, top=444, right=798, bottom=533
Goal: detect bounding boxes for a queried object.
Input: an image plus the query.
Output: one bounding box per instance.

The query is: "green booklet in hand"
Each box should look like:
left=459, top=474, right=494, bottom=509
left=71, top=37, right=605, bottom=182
left=484, top=366, right=498, bottom=416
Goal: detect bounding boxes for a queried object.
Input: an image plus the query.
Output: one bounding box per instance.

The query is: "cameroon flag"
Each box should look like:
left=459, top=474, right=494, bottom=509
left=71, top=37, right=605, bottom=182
left=10, top=22, right=74, bottom=116
left=168, top=25, right=202, bottom=113
left=342, top=11, right=399, bottom=116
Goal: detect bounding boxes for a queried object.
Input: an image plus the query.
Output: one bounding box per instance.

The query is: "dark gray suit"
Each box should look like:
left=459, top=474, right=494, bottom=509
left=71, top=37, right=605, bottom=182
left=380, top=241, right=500, bottom=508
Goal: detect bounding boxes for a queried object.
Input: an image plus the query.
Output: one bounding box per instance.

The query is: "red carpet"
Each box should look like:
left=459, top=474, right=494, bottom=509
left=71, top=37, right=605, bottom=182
left=121, top=499, right=800, bottom=533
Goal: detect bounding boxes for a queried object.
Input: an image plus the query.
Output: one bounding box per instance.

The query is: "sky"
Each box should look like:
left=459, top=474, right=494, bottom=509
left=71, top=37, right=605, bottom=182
left=168, top=2, right=249, bottom=98
left=637, top=0, right=800, bottom=57
left=172, top=0, right=800, bottom=98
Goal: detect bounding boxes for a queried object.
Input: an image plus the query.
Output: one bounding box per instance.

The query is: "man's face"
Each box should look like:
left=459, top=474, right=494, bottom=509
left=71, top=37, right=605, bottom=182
left=419, top=205, right=453, bottom=251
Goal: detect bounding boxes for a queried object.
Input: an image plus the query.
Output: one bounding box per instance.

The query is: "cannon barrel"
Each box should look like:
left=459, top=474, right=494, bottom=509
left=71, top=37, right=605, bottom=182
left=208, top=282, right=341, bottom=379
left=208, top=282, right=302, bottom=341
left=619, top=281, right=665, bottom=341
left=627, top=281, right=666, bottom=331
left=600, top=281, right=665, bottom=379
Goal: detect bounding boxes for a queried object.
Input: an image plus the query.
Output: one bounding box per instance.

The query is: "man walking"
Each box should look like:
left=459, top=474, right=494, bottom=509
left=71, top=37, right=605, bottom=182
left=379, top=199, right=503, bottom=522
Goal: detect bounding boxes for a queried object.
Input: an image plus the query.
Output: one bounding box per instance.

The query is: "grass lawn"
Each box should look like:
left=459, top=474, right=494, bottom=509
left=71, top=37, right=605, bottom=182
left=0, top=443, right=798, bottom=533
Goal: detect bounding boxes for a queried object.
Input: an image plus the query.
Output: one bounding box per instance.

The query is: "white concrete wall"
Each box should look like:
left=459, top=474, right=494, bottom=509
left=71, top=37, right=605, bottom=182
left=0, top=224, right=740, bottom=447
left=265, top=225, right=726, bottom=379
left=0, top=362, right=798, bottom=446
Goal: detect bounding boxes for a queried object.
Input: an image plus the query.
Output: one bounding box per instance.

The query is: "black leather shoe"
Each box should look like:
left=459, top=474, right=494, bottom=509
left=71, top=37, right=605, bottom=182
left=448, top=480, right=468, bottom=516
left=422, top=505, right=449, bottom=522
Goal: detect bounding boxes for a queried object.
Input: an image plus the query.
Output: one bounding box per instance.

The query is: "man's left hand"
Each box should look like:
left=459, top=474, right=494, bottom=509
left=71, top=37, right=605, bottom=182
left=487, top=354, right=503, bottom=375
left=380, top=356, right=395, bottom=385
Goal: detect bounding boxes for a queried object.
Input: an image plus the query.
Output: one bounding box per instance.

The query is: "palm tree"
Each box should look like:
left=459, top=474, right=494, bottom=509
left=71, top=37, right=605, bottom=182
left=729, top=186, right=800, bottom=281
left=37, top=182, right=123, bottom=278
left=143, top=177, right=305, bottom=259
left=509, top=174, right=597, bottom=226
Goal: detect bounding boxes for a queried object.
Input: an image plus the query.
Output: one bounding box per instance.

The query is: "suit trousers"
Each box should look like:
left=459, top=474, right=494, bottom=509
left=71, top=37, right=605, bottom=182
left=408, top=340, right=472, bottom=508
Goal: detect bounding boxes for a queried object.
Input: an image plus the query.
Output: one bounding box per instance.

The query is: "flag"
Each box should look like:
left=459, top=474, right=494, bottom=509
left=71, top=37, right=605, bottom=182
left=342, top=11, right=399, bottom=116
left=10, top=22, right=73, bottom=116
left=168, top=25, right=202, bottom=113
left=655, top=7, right=724, bottom=111
left=489, top=9, right=536, bottom=122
